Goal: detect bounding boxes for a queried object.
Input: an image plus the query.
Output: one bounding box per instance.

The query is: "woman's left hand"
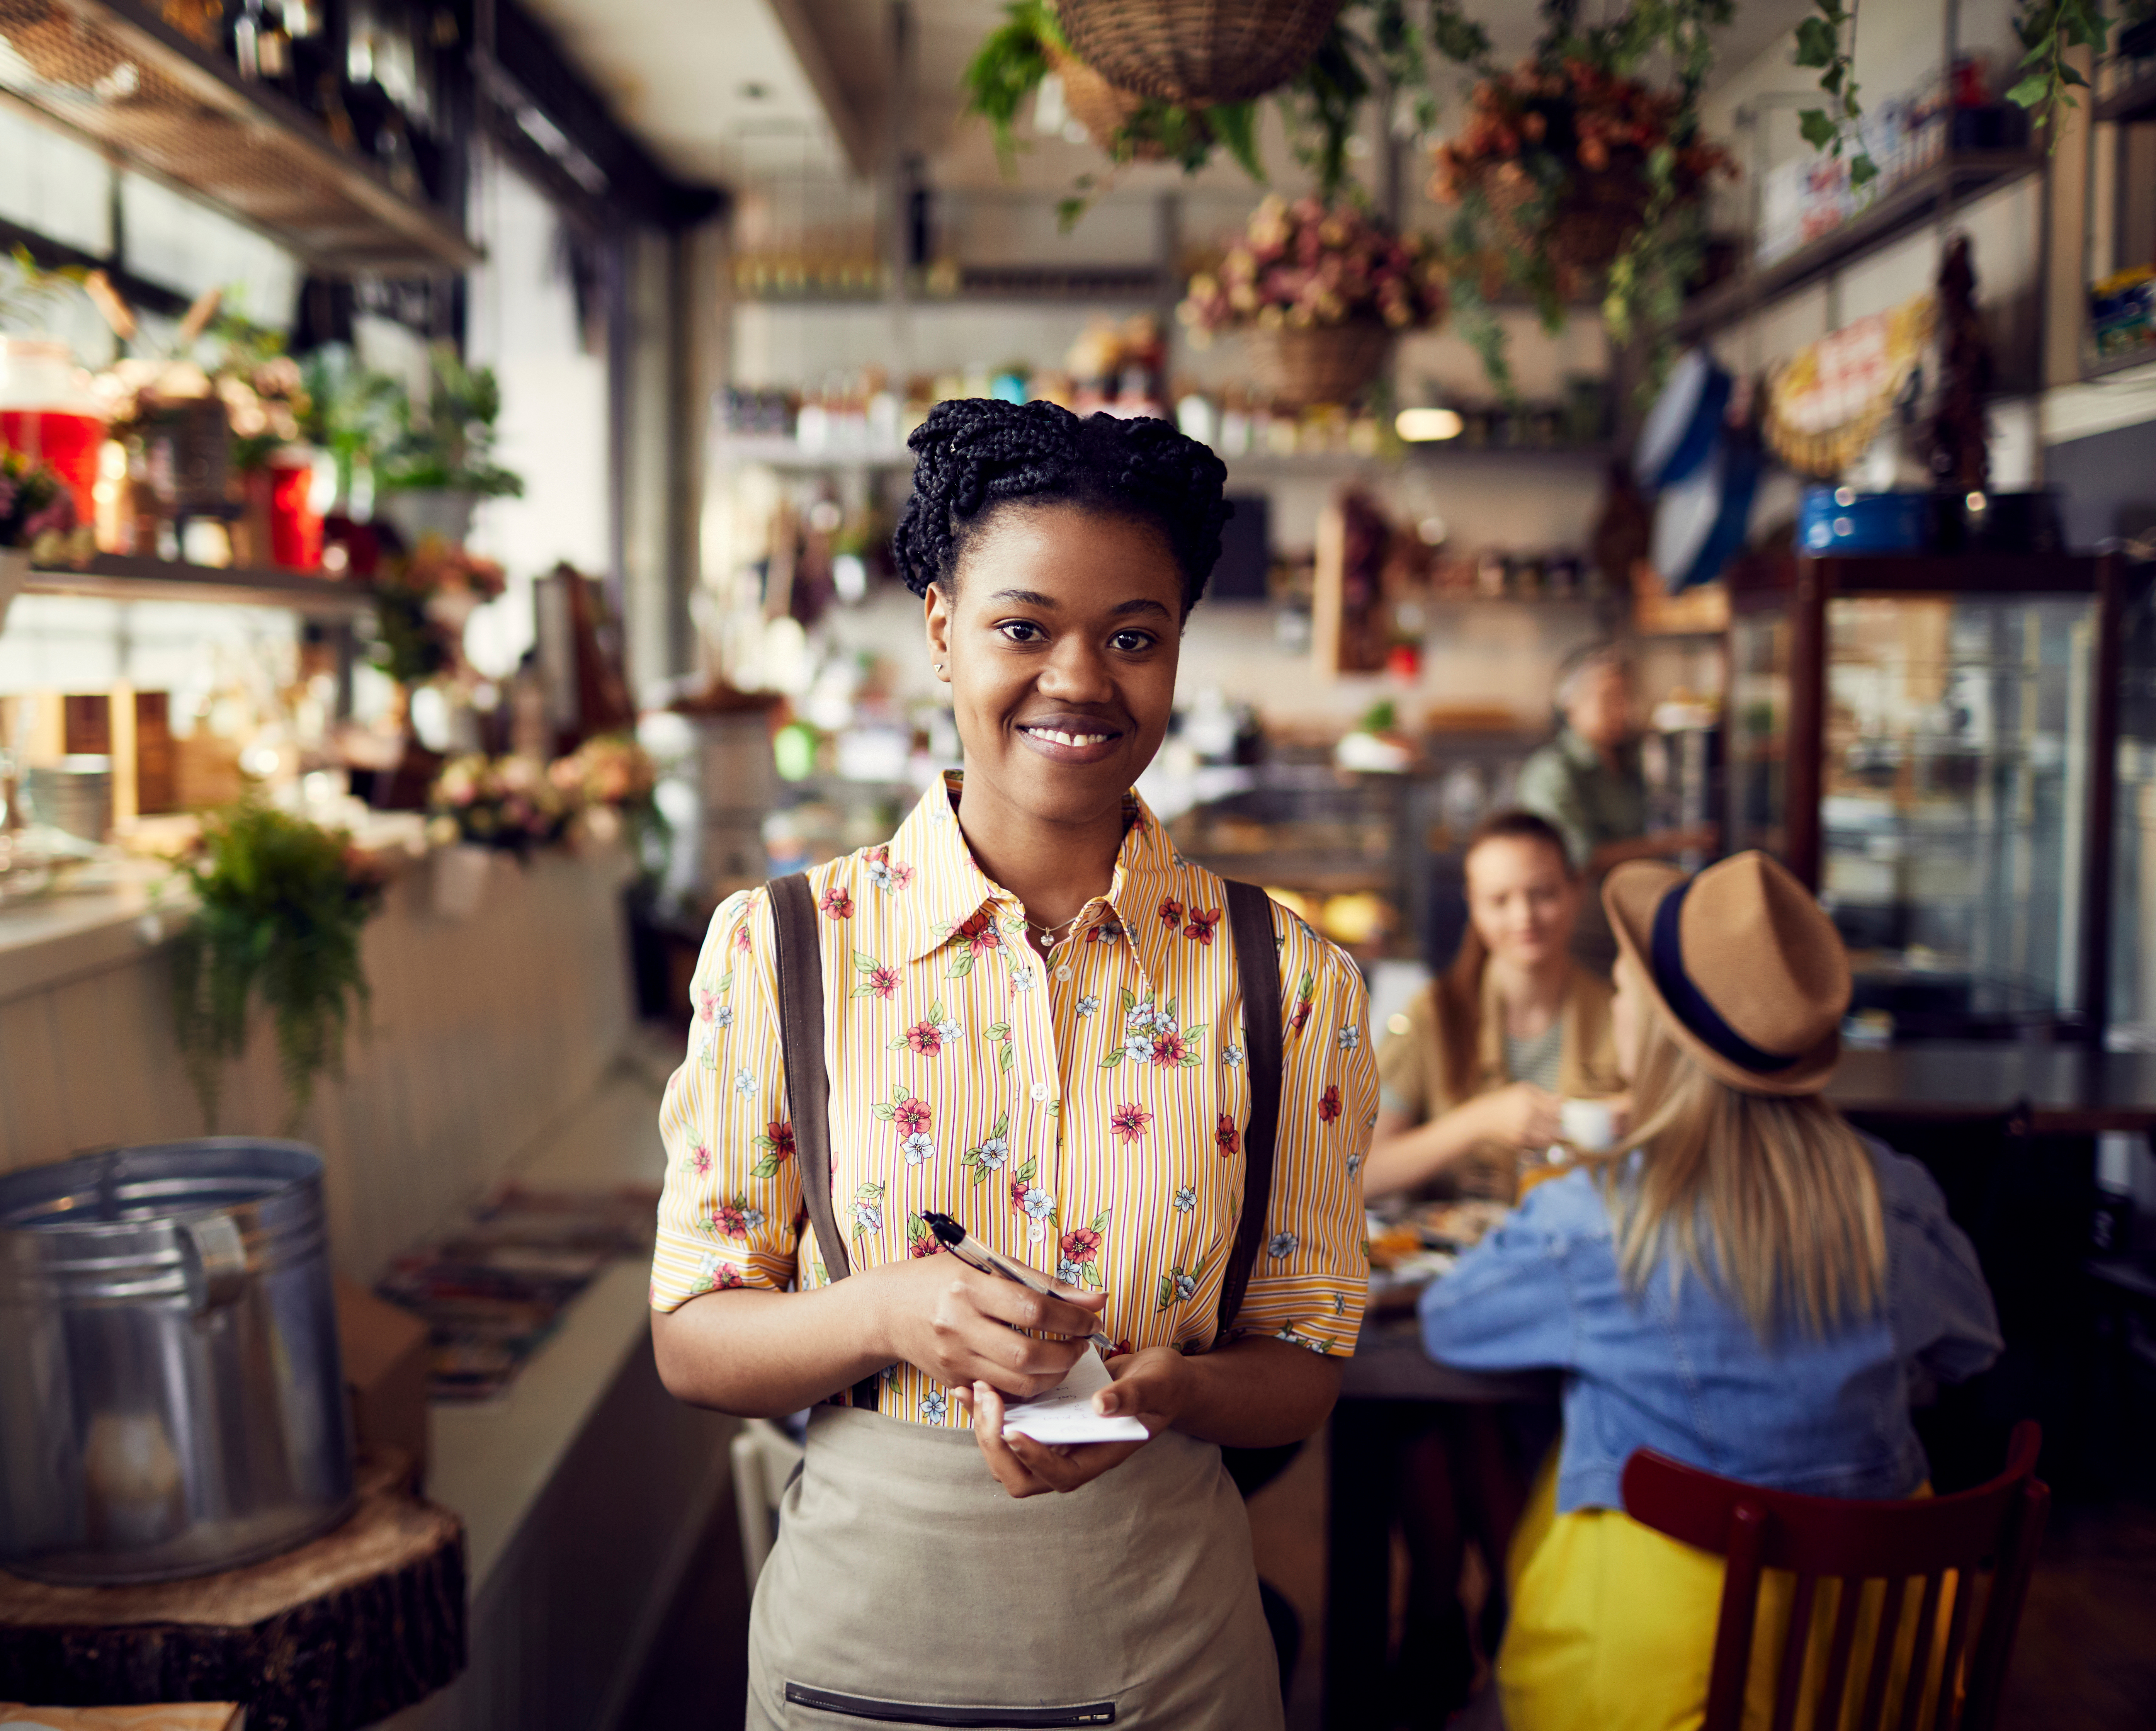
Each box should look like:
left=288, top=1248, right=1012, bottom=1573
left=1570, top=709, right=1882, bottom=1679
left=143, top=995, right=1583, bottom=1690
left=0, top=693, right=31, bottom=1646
left=963, top=1347, right=1189, bottom=1498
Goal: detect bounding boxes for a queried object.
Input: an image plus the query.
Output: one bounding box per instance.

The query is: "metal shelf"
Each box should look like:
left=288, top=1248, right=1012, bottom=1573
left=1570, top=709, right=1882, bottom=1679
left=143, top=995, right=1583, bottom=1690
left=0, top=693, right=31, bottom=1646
left=22, top=554, right=375, bottom=617
left=0, top=0, right=479, bottom=272
left=1675, top=151, right=2042, bottom=340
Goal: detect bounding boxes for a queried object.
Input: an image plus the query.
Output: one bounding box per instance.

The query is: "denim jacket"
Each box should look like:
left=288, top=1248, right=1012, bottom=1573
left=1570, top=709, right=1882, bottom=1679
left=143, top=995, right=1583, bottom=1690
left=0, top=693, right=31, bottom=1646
left=1418, top=1138, right=2002, bottom=1514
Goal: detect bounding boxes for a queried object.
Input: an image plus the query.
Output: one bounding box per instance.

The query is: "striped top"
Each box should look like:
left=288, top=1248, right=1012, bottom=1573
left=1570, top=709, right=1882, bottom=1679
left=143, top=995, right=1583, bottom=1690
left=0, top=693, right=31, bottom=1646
left=653, top=772, right=1378, bottom=1427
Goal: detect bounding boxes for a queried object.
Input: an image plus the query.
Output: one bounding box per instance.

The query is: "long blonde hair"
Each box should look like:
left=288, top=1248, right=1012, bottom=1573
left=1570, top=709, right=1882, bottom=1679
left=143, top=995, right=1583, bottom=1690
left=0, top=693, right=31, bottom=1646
left=1590, top=968, right=1886, bottom=1342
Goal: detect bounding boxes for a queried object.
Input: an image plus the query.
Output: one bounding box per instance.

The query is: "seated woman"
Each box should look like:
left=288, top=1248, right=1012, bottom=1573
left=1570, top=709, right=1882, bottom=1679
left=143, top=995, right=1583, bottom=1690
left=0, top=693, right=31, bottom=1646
left=1420, top=851, right=2002, bottom=1731
left=1367, top=808, right=1626, bottom=1206
left=1355, top=810, right=1627, bottom=1722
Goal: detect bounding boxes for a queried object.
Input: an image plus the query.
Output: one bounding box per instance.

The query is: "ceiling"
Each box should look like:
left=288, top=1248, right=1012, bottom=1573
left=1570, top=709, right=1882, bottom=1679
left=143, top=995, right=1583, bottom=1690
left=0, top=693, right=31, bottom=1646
left=523, top=0, right=1823, bottom=200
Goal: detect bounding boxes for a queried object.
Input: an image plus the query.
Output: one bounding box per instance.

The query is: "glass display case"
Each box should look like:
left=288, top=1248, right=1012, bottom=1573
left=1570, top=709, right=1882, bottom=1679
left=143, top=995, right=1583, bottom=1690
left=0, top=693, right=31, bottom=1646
left=1727, top=552, right=2126, bottom=1042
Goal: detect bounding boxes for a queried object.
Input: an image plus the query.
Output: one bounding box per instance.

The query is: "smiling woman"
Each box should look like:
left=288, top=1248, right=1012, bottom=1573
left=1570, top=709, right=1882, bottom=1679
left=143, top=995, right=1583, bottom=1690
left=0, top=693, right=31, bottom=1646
left=650, top=399, right=1378, bottom=1728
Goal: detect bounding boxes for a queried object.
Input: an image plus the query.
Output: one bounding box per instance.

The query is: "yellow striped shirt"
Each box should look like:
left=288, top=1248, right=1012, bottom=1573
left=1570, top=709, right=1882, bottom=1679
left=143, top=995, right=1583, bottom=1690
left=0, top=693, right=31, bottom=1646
left=653, top=773, right=1376, bottom=1426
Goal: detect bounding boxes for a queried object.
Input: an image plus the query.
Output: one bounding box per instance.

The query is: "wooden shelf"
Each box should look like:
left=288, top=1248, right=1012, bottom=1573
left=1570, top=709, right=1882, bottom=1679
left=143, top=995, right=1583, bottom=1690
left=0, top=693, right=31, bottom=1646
left=0, top=0, right=479, bottom=272
left=1675, top=151, right=2042, bottom=340
left=1729, top=548, right=2106, bottom=599
left=2083, top=346, right=2156, bottom=384
left=715, top=438, right=1614, bottom=476
left=23, top=554, right=376, bottom=617
left=2095, top=65, right=2156, bottom=124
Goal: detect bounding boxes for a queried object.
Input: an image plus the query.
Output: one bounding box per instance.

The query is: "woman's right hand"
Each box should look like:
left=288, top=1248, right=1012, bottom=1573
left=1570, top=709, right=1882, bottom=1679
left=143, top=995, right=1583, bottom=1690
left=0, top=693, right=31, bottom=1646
left=1477, top=1082, right=1564, bottom=1151
left=861, top=1256, right=1108, bottom=1399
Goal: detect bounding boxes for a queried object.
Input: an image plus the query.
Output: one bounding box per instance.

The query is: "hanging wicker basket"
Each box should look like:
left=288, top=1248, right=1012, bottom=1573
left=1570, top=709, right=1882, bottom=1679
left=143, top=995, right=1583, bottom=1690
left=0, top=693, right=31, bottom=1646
left=1045, top=46, right=1183, bottom=160
left=1476, top=151, right=1656, bottom=277
left=1054, top=0, right=1344, bottom=104
left=1241, top=322, right=1394, bottom=409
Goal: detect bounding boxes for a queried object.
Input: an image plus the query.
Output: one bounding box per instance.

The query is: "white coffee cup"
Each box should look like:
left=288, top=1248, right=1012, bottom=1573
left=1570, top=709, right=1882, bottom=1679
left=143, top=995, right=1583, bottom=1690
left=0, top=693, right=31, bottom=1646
left=1560, top=1097, right=1619, bottom=1151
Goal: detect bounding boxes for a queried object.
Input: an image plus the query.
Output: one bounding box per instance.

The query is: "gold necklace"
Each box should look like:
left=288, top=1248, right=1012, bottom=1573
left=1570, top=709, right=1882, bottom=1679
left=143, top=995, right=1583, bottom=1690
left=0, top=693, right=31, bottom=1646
left=1025, top=910, right=1084, bottom=949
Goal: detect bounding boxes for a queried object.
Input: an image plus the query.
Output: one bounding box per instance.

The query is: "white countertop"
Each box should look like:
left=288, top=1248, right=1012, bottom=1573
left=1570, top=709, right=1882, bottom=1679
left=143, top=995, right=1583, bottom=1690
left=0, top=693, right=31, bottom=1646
left=421, top=1038, right=680, bottom=1594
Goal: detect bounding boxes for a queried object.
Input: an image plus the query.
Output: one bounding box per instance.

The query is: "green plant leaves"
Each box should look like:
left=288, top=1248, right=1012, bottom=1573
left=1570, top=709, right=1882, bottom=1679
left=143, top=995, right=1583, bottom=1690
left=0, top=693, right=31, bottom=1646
left=170, top=801, right=386, bottom=1133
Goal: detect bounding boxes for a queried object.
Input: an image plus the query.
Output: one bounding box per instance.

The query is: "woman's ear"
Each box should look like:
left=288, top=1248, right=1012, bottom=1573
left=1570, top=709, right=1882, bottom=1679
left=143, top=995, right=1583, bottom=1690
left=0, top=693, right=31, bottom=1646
left=923, top=583, right=954, bottom=682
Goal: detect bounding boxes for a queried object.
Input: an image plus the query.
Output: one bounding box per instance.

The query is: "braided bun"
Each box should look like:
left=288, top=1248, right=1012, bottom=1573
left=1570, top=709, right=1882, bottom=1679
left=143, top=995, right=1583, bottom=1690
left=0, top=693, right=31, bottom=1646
left=891, top=398, right=1230, bottom=610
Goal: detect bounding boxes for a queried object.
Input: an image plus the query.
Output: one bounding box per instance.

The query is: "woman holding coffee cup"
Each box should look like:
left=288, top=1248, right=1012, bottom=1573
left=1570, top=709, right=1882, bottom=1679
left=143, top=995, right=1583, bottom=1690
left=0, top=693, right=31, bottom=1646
left=1367, top=809, right=1629, bottom=1205
left=1355, top=810, right=1629, bottom=1719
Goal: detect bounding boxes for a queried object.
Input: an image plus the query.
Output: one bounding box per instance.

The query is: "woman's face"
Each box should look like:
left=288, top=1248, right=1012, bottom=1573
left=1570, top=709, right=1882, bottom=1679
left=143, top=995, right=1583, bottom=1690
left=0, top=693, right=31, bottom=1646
left=1465, top=835, right=1579, bottom=971
left=1611, top=956, right=1647, bottom=1084
left=923, top=503, right=1183, bottom=826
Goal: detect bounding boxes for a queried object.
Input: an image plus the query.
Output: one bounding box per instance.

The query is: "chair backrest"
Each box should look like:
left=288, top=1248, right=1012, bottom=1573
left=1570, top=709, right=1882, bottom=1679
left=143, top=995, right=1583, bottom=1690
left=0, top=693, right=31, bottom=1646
left=1619, top=1422, right=2049, bottom=1731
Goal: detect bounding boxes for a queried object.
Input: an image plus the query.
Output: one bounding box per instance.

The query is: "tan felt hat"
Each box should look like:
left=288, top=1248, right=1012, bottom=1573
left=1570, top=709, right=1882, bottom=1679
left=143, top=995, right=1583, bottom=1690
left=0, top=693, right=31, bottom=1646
left=1603, top=851, right=1852, bottom=1097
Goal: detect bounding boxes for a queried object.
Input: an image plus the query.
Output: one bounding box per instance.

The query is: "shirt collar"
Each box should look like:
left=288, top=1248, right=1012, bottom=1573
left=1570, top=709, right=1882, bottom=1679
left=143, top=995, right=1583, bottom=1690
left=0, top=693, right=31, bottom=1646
left=1557, top=726, right=1635, bottom=774
left=881, top=771, right=1186, bottom=987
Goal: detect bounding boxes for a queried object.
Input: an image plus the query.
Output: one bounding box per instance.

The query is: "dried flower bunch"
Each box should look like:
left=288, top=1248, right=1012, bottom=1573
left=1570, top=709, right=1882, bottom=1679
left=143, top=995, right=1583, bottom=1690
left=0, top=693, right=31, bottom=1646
left=549, top=733, right=658, bottom=811
left=0, top=444, right=92, bottom=563
left=369, top=534, right=507, bottom=687
left=1430, top=57, right=1733, bottom=255
left=1177, top=196, right=1448, bottom=340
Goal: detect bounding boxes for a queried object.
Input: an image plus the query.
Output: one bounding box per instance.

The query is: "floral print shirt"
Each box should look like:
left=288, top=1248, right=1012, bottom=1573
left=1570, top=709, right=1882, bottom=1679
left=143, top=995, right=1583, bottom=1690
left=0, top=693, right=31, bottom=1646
left=653, top=773, right=1377, bottom=1426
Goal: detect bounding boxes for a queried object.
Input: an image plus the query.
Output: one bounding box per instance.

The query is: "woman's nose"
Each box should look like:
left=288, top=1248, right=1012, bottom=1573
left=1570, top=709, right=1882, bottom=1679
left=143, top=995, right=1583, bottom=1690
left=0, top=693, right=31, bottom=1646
left=1037, top=636, right=1116, bottom=702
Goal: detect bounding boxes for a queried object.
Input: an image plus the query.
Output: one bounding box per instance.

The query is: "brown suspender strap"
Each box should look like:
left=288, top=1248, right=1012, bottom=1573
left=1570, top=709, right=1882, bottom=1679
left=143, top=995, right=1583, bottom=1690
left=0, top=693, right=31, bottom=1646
left=1217, top=879, right=1284, bottom=1335
left=767, top=873, right=886, bottom=1411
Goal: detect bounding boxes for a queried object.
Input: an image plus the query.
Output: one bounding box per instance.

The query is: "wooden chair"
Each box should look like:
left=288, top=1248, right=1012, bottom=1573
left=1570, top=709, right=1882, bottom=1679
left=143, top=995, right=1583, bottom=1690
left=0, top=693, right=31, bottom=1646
left=1619, top=1422, right=2050, bottom=1731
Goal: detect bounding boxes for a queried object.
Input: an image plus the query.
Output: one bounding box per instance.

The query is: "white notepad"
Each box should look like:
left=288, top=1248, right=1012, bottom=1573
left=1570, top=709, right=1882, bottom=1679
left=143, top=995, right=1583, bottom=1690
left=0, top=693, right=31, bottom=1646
left=1001, top=1347, right=1150, bottom=1445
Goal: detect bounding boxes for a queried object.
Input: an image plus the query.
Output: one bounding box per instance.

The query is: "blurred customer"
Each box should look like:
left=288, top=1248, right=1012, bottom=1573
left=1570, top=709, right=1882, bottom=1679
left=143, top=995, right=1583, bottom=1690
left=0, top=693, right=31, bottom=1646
left=1359, top=810, right=1626, bottom=1723
left=1515, top=642, right=1715, bottom=971
left=1367, top=809, right=1626, bottom=1204
left=1420, top=852, right=2001, bottom=1730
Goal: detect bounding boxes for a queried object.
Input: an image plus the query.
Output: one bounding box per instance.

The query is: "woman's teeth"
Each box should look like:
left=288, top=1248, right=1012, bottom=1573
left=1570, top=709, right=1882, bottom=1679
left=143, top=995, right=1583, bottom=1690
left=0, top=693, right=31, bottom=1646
left=1025, top=726, right=1112, bottom=747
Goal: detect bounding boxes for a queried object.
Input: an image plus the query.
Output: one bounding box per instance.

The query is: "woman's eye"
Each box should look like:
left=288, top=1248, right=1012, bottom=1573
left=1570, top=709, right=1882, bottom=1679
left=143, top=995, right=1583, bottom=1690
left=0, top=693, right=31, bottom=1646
left=1109, top=630, right=1157, bottom=653
left=996, top=620, right=1046, bottom=644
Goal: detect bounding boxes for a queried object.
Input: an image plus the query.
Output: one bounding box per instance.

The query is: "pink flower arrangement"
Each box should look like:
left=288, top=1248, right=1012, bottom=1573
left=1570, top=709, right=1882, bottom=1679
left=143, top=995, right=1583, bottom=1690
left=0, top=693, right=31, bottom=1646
left=426, top=753, right=570, bottom=856
left=1178, top=197, right=1449, bottom=341
left=0, top=444, right=93, bottom=565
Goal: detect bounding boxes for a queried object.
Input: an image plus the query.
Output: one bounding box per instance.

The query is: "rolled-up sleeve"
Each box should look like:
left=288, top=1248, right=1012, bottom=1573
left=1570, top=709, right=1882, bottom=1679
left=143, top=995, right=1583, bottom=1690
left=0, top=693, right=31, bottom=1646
left=1228, top=913, right=1376, bottom=1357
left=1417, top=1195, right=1580, bottom=1371
left=652, top=888, right=804, bottom=1310
left=1876, top=1146, right=2002, bottom=1386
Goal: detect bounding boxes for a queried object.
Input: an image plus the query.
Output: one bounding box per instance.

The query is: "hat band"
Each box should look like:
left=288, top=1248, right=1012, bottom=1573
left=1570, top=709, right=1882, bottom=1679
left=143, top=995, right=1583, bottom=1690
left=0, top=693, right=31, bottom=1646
left=1649, top=881, right=1804, bottom=1075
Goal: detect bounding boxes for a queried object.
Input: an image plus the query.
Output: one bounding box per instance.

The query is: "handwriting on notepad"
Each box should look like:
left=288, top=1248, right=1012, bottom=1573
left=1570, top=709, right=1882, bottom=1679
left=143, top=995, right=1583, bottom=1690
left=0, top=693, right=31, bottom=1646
left=1001, top=1347, right=1149, bottom=1445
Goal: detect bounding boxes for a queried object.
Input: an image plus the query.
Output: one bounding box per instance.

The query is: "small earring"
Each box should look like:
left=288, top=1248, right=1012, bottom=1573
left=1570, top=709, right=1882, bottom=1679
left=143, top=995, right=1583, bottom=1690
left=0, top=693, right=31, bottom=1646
left=933, top=663, right=947, bottom=677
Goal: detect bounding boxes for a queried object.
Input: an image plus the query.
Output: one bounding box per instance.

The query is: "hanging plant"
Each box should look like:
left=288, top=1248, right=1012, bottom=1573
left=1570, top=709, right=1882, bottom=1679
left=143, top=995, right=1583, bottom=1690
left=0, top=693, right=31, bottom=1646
left=1178, top=195, right=1448, bottom=406
left=171, top=800, right=390, bottom=1133
left=1429, top=1, right=1735, bottom=394
left=962, top=0, right=1486, bottom=221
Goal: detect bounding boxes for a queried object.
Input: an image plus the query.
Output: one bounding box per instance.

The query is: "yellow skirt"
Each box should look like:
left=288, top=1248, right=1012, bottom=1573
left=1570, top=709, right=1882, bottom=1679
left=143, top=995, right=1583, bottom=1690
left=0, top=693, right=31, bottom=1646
left=1495, top=1456, right=1958, bottom=1731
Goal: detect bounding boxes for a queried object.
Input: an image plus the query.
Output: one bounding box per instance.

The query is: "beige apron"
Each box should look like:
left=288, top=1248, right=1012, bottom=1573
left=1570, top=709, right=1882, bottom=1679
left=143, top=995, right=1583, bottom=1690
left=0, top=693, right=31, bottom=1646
left=746, top=1405, right=1285, bottom=1730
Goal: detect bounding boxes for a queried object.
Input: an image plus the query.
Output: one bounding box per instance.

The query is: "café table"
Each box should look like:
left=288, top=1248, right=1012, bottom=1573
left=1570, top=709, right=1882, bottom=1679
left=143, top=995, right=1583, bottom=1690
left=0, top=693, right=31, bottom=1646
left=1828, top=1042, right=2156, bottom=1133
left=1323, top=1301, right=1558, bottom=1731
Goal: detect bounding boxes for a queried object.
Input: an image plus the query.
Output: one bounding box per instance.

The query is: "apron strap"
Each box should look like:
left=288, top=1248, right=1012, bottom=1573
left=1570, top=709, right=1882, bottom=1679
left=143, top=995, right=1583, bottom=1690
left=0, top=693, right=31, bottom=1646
left=769, top=872, right=887, bottom=1411
left=1217, top=880, right=1284, bottom=1336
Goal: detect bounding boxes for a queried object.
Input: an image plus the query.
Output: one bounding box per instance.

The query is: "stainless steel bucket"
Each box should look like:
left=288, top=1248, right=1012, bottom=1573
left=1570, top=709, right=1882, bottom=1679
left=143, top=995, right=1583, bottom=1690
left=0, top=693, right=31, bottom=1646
left=0, top=1139, right=355, bottom=1583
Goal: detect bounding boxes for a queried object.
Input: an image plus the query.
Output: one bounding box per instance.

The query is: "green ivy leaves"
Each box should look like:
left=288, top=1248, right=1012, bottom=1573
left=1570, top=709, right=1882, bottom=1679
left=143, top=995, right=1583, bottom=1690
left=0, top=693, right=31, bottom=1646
left=1793, top=0, right=1878, bottom=190
left=2009, top=0, right=2112, bottom=146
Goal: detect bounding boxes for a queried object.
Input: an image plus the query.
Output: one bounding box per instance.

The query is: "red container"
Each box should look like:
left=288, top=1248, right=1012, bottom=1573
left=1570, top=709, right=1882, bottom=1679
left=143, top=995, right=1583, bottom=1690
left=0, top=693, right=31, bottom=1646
left=0, top=339, right=105, bottom=527
left=267, top=449, right=324, bottom=570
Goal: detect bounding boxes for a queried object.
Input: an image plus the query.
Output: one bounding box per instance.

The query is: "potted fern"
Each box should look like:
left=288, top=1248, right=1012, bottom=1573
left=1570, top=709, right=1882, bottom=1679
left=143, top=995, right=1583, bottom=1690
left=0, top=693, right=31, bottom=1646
left=170, top=800, right=390, bottom=1133
left=374, top=346, right=524, bottom=548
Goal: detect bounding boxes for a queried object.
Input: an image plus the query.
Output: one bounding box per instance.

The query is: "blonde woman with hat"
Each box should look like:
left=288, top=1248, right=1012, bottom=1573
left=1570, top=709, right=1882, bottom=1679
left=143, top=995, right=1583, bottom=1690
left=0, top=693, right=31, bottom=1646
left=1419, top=851, right=2002, bottom=1730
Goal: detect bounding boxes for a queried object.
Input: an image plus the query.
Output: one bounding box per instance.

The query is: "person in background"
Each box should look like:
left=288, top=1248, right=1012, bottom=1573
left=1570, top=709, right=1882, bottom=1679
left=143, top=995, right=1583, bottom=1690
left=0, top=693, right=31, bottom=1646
left=1515, top=642, right=1715, bottom=972
left=1359, top=808, right=1627, bottom=1722
left=1367, top=808, right=1627, bottom=1206
left=1420, top=851, right=2001, bottom=1731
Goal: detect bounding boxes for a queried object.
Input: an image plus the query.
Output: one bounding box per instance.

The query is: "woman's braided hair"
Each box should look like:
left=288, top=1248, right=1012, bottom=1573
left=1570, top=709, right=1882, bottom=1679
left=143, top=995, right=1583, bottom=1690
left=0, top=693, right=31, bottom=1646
left=891, top=398, right=1231, bottom=611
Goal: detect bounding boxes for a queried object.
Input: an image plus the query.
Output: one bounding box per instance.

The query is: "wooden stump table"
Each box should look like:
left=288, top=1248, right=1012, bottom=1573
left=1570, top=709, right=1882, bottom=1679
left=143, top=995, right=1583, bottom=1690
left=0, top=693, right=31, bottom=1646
left=0, top=1459, right=465, bottom=1731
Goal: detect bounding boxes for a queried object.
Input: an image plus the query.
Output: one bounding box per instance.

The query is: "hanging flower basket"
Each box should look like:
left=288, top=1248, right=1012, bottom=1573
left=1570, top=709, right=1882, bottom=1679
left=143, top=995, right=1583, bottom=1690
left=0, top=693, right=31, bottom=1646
left=1241, top=323, right=1396, bottom=409
left=1054, top=0, right=1343, bottom=104
left=1477, top=152, right=1655, bottom=276
left=1046, top=45, right=1178, bottom=160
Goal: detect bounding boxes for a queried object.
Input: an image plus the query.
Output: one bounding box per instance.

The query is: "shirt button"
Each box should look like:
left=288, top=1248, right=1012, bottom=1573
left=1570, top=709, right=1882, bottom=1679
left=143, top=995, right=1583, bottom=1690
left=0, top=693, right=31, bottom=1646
left=1055, top=965, right=1073, bottom=981
left=1030, top=1082, right=1051, bottom=1104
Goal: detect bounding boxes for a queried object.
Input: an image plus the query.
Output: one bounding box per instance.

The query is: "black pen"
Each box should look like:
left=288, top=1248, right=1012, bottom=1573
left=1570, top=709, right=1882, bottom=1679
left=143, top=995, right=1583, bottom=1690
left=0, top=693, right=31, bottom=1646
left=920, top=1211, right=1115, bottom=1355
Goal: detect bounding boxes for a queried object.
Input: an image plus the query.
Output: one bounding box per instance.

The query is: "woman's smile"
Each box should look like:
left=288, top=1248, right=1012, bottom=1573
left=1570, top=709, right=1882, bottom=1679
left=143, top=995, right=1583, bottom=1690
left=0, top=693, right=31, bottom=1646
left=1016, top=711, right=1128, bottom=764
